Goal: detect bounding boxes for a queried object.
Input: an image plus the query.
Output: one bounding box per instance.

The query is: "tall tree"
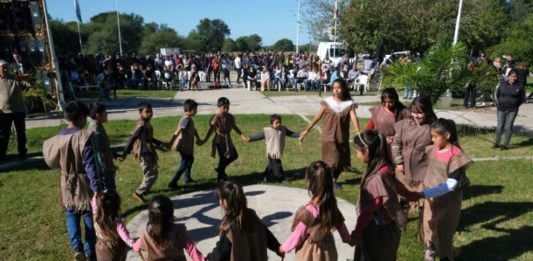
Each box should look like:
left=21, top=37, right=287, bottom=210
left=193, top=18, right=230, bottom=52
left=139, top=24, right=182, bottom=55
left=84, top=12, right=144, bottom=54
left=244, top=34, right=262, bottom=51
left=272, top=38, right=295, bottom=52
left=222, top=38, right=237, bottom=52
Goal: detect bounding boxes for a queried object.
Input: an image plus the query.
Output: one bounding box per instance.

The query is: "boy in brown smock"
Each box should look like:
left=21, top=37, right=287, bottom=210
left=201, top=97, right=247, bottom=182
left=117, top=102, right=164, bottom=202
left=43, top=101, right=98, bottom=260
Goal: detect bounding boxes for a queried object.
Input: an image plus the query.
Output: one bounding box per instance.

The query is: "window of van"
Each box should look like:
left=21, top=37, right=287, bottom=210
left=329, top=48, right=346, bottom=58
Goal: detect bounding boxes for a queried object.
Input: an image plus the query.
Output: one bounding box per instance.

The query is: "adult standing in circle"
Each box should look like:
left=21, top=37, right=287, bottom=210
left=300, top=79, right=361, bottom=189
left=0, top=59, right=28, bottom=161
left=493, top=69, right=525, bottom=150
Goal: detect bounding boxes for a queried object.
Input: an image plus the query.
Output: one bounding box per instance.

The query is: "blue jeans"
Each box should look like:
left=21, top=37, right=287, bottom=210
left=403, top=85, right=412, bottom=99
left=170, top=152, right=194, bottom=183
left=495, top=110, right=518, bottom=147
left=66, top=208, right=96, bottom=256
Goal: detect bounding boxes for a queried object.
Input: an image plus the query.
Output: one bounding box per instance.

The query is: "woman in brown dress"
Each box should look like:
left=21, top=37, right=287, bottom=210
left=300, top=79, right=361, bottom=188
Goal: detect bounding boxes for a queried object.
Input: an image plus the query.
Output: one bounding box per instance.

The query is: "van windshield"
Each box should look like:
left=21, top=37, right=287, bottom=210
left=329, top=48, right=346, bottom=58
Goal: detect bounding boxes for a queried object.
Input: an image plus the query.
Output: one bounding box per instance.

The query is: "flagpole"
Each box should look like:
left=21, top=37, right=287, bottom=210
left=42, top=0, right=64, bottom=110
left=116, top=0, right=123, bottom=56
left=76, top=21, right=83, bottom=54
left=296, top=0, right=300, bottom=53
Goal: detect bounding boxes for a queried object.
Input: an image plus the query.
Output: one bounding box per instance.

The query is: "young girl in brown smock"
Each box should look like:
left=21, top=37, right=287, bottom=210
left=366, top=88, right=409, bottom=146
left=421, top=119, right=472, bottom=261
left=133, top=195, right=206, bottom=261
left=352, top=131, right=422, bottom=261
left=207, top=181, right=283, bottom=261
left=391, top=95, right=437, bottom=191
left=279, top=161, right=353, bottom=260
left=300, top=79, right=361, bottom=188
left=92, top=191, right=135, bottom=261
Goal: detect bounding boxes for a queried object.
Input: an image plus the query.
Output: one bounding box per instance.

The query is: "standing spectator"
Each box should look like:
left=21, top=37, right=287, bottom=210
left=0, top=60, right=28, bottom=161
left=493, top=69, right=525, bottom=150
left=463, top=61, right=478, bottom=108
left=234, top=53, right=242, bottom=84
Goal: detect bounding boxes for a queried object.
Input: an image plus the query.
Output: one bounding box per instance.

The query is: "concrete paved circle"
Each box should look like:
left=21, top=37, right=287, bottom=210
left=126, top=184, right=357, bottom=261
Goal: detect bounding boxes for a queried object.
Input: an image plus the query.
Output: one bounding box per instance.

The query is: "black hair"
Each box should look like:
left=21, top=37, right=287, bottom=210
left=138, top=101, right=152, bottom=112
left=431, top=118, right=460, bottom=147
left=381, top=88, right=406, bottom=120
left=410, top=95, right=437, bottom=124
left=64, top=101, right=89, bottom=122
left=183, top=99, right=198, bottom=112
left=305, top=161, right=343, bottom=230
left=332, top=79, right=352, bottom=101
left=89, top=102, right=107, bottom=119
left=217, top=97, right=230, bottom=107
left=507, top=69, right=518, bottom=77
left=215, top=181, right=252, bottom=233
left=353, top=130, right=391, bottom=178
left=270, top=114, right=282, bottom=124
left=95, top=191, right=121, bottom=241
left=147, top=195, right=174, bottom=251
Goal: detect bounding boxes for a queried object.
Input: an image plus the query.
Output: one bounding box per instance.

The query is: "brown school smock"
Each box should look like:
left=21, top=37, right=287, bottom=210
left=139, top=224, right=188, bottom=261
left=225, top=209, right=269, bottom=261
left=290, top=204, right=345, bottom=260
left=320, top=99, right=357, bottom=172
left=131, top=120, right=158, bottom=161
left=423, top=146, right=472, bottom=261
left=210, top=113, right=236, bottom=158
left=392, top=118, right=432, bottom=187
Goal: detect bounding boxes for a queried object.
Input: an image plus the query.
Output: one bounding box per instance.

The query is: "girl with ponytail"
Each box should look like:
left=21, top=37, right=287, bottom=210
left=421, top=118, right=473, bottom=261
left=352, top=130, right=423, bottom=261
left=207, top=181, right=283, bottom=261
left=279, top=161, right=353, bottom=260
left=133, top=195, right=205, bottom=261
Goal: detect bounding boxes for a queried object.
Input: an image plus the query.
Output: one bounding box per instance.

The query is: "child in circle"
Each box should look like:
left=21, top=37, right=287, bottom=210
left=133, top=195, right=206, bottom=261
left=279, top=161, right=353, bottom=260
left=366, top=88, right=410, bottom=146
left=92, top=191, right=135, bottom=260
left=352, top=130, right=423, bottom=261
left=207, top=181, right=283, bottom=260
left=421, top=119, right=473, bottom=261
left=300, top=79, right=361, bottom=189
left=391, top=95, right=437, bottom=190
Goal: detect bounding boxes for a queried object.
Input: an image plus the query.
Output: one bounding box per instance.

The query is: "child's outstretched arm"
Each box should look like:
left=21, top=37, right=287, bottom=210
left=117, top=126, right=144, bottom=161
left=336, top=222, right=356, bottom=246
left=300, top=105, right=327, bottom=140
left=202, top=125, right=215, bottom=144
left=167, top=126, right=183, bottom=149
left=279, top=220, right=309, bottom=254
left=184, top=232, right=207, bottom=261
left=246, top=132, right=265, bottom=143
left=264, top=224, right=284, bottom=259
left=233, top=124, right=248, bottom=141
left=350, top=107, right=361, bottom=135
left=194, top=130, right=204, bottom=146
left=285, top=128, right=300, bottom=138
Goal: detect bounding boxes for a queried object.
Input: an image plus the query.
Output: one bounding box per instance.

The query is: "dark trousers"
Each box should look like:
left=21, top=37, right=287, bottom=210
left=463, top=84, right=476, bottom=108
left=0, top=112, right=27, bottom=160
left=236, top=68, right=242, bottom=83
left=215, top=143, right=238, bottom=180
left=170, top=152, right=194, bottom=184
left=264, top=156, right=285, bottom=182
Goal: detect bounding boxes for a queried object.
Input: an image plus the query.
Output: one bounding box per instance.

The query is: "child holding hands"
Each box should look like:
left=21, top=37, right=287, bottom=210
left=167, top=99, right=203, bottom=189
left=201, top=97, right=247, bottom=183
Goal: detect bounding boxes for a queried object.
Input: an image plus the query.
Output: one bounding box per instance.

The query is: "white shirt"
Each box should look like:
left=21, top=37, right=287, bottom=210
left=324, top=96, right=355, bottom=113
left=234, top=57, right=241, bottom=69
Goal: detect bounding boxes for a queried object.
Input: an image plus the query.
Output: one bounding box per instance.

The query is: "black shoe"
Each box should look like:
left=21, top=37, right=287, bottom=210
left=492, top=144, right=500, bottom=149
left=500, top=145, right=509, bottom=150
left=168, top=182, right=179, bottom=190
left=184, top=178, right=195, bottom=184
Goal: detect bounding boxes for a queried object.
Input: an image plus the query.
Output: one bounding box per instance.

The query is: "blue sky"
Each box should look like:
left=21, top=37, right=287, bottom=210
left=47, top=0, right=311, bottom=46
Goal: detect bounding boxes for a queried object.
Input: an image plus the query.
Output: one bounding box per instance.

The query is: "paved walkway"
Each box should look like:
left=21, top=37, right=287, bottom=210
left=125, top=184, right=357, bottom=261
left=25, top=88, right=533, bottom=136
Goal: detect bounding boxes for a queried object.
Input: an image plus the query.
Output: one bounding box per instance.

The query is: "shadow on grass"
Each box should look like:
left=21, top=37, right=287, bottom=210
left=457, top=225, right=533, bottom=261
left=462, top=184, right=504, bottom=201
left=515, top=137, right=533, bottom=148
left=458, top=201, right=533, bottom=233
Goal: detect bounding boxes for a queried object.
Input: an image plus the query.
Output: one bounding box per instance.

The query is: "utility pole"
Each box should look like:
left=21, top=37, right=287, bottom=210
left=453, top=0, right=463, bottom=45
left=116, top=0, right=123, bottom=55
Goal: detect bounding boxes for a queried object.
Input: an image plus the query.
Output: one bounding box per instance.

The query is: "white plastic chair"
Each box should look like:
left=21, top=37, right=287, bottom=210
left=354, top=75, right=369, bottom=94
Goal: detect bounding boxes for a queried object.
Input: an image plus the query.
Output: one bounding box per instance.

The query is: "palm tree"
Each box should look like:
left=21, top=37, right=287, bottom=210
left=383, top=41, right=497, bottom=103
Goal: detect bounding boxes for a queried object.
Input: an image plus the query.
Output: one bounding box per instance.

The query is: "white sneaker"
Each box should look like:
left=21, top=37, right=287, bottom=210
left=424, top=248, right=435, bottom=261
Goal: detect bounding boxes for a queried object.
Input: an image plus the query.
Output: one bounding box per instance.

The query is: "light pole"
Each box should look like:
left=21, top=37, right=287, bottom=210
left=296, top=0, right=300, bottom=53
left=453, top=0, right=464, bottom=45
left=116, top=0, right=123, bottom=55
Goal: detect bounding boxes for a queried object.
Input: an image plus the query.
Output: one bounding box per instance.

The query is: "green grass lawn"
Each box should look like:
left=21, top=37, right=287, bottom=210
left=75, top=89, right=178, bottom=99
left=1, top=115, right=532, bottom=260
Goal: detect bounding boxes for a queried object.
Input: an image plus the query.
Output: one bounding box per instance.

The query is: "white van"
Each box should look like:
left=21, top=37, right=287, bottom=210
left=316, top=42, right=347, bottom=67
